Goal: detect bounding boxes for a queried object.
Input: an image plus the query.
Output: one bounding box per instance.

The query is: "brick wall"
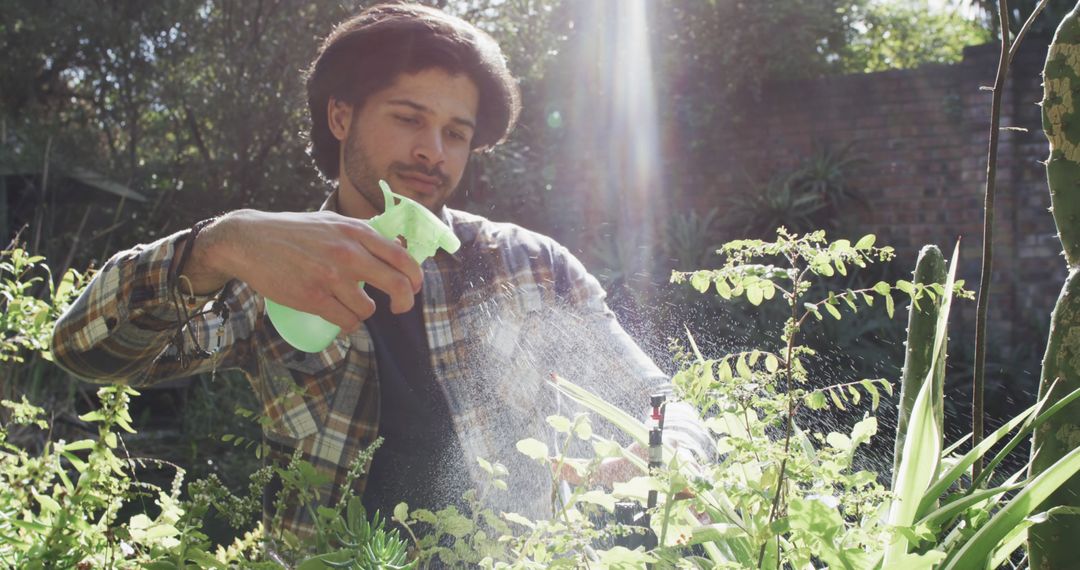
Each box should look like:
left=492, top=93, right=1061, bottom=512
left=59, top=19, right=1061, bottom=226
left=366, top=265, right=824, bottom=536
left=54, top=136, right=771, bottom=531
left=702, top=39, right=1065, bottom=348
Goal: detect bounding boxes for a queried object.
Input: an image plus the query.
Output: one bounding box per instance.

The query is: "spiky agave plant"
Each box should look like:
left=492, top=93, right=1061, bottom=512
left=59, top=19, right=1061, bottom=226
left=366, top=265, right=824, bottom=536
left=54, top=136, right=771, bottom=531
left=1030, top=3, right=1080, bottom=567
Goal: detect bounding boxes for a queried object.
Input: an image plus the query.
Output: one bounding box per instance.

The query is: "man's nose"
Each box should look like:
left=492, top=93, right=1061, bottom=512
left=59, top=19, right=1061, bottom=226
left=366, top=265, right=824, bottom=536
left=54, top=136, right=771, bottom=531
left=412, top=129, right=445, bottom=166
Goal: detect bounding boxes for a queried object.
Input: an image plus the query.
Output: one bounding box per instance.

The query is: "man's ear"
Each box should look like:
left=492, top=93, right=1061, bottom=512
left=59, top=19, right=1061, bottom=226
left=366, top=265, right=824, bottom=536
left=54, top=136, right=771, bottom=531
left=327, top=97, right=354, bottom=142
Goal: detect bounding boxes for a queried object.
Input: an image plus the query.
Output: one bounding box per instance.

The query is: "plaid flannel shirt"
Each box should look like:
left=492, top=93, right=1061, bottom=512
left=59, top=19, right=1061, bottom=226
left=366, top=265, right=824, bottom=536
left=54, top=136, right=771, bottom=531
left=52, top=192, right=709, bottom=538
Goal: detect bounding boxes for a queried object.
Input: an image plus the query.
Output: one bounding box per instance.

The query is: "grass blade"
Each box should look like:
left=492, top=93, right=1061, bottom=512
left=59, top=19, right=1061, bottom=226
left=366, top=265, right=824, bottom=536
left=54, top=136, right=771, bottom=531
left=917, top=391, right=1055, bottom=518
left=916, top=482, right=1024, bottom=532
left=942, top=445, right=1080, bottom=569
left=972, top=382, right=1080, bottom=489
left=549, top=373, right=648, bottom=445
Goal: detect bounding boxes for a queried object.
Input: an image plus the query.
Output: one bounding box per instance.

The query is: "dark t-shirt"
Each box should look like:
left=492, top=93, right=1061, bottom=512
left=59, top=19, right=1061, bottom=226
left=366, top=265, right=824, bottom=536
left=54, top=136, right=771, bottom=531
left=360, top=285, right=469, bottom=519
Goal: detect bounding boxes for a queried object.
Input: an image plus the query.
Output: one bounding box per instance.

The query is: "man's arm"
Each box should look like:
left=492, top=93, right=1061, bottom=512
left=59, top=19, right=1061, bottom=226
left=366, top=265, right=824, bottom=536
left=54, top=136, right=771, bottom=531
left=52, top=208, right=425, bottom=384
left=549, top=243, right=713, bottom=461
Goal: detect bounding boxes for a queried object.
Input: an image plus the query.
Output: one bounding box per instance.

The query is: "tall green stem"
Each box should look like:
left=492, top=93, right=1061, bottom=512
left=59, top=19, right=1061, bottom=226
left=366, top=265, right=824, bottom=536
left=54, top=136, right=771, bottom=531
left=972, top=0, right=1012, bottom=481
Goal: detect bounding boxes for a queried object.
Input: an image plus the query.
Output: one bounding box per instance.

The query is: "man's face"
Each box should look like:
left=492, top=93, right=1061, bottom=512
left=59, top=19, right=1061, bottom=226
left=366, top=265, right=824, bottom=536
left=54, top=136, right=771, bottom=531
left=333, top=67, right=480, bottom=217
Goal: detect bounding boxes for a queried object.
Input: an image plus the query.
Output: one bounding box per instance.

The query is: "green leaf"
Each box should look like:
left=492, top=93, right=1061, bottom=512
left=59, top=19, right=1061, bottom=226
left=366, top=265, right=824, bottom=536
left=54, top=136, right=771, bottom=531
left=746, top=284, right=763, bottom=305
left=885, top=292, right=895, bottom=318
left=860, top=379, right=881, bottom=410
left=828, top=389, right=846, bottom=411
left=805, top=391, right=828, bottom=410
left=393, top=502, right=409, bottom=523
left=477, top=456, right=493, bottom=475
left=715, top=278, right=732, bottom=299
left=574, top=416, right=593, bottom=440
left=60, top=439, right=96, bottom=452
left=690, top=272, right=711, bottom=293
left=515, top=438, right=549, bottom=461
left=717, top=360, right=733, bottom=382
left=33, top=491, right=61, bottom=513
left=847, top=384, right=861, bottom=405
left=546, top=415, right=572, bottom=433
left=78, top=410, right=105, bottom=423
left=578, top=490, right=616, bottom=512
left=761, top=280, right=776, bottom=300
left=502, top=512, right=535, bottom=529
left=825, top=303, right=842, bottom=320
left=764, top=354, right=779, bottom=374
left=736, top=356, right=753, bottom=380
left=597, top=546, right=658, bottom=566
left=873, top=281, right=891, bottom=296
left=593, top=439, right=623, bottom=458
left=855, top=234, right=877, bottom=250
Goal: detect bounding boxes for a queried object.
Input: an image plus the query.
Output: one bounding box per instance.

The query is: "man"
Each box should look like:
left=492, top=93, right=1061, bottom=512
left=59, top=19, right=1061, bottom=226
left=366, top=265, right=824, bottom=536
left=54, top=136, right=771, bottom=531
left=52, top=3, right=707, bottom=539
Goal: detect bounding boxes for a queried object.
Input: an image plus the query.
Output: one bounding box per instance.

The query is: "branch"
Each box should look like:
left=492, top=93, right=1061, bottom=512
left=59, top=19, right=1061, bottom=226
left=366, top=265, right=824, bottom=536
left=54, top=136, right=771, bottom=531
left=1008, top=0, right=1053, bottom=66
left=973, top=0, right=1013, bottom=482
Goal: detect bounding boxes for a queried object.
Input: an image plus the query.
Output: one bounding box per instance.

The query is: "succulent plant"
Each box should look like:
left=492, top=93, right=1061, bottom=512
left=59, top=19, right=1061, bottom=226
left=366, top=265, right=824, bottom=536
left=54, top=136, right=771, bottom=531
left=1030, top=4, right=1080, bottom=567
left=892, top=245, right=946, bottom=489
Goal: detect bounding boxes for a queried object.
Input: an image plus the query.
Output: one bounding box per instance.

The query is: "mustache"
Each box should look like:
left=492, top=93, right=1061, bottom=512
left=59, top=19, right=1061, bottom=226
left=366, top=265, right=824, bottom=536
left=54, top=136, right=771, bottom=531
left=392, top=163, right=449, bottom=186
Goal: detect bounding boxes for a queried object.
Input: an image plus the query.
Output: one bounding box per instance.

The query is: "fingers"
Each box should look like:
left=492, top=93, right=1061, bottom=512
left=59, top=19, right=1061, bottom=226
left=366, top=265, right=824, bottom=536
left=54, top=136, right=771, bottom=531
left=307, top=291, right=368, bottom=333
left=355, top=255, right=419, bottom=314
left=552, top=457, right=643, bottom=488
left=327, top=280, right=376, bottom=331
left=346, top=223, right=423, bottom=292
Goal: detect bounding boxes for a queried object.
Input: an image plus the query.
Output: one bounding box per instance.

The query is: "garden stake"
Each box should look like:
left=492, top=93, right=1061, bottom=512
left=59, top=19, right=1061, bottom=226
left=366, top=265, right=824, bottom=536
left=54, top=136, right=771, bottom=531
left=892, top=245, right=946, bottom=489
left=646, top=393, right=666, bottom=514
left=1029, top=3, right=1080, bottom=566
left=611, top=393, right=664, bottom=554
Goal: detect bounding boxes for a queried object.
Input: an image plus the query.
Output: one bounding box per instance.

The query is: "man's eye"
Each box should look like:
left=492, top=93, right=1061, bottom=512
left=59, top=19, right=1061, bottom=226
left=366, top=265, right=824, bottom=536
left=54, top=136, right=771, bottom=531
left=395, top=115, right=419, bottom=125
left=448, top=129, right=467, bottom=141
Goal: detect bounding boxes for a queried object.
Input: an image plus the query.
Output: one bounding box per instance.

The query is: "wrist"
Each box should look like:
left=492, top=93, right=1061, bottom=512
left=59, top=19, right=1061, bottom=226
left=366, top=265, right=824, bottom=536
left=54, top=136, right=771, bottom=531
left=175, top=216, right=236, bottom=295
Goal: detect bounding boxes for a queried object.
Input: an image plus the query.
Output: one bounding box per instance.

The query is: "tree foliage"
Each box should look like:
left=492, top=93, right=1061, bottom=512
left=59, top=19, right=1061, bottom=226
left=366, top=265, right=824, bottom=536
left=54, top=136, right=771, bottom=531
left=845, top=1, right=992, bottom=73
left=1, top=0, right=1007, bottom=268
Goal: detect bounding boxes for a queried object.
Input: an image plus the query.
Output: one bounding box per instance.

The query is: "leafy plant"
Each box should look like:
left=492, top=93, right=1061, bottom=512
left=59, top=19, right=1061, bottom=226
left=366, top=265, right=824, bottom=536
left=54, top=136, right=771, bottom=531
left=0, top=245, right=86, bottom=364
left=424, top=229, right=1077, bottom=568
left=726, top=142, right=866, bottom=240
left=0, top=246, right=414, bottom=569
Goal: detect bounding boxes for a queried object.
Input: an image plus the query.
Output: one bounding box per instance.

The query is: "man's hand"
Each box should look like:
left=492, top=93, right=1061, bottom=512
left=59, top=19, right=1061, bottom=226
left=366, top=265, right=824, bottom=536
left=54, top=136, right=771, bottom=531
left=553, top=441, right=646, bottom=489
left=553, top=442, right=696, bottom=500
left=175, top=210, right=423, bottom=332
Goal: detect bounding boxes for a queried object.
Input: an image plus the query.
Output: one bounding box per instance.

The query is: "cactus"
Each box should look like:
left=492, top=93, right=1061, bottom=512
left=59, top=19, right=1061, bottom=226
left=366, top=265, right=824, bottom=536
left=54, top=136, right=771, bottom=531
left=1031, top=4, right=1080, bottom=568
left=892, top=245, right=947, bottom=489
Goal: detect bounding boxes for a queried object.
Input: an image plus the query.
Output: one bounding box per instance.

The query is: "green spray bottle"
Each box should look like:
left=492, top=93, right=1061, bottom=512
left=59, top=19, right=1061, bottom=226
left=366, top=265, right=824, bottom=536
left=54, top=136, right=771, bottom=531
left=265, top=180, right=461, bottom=352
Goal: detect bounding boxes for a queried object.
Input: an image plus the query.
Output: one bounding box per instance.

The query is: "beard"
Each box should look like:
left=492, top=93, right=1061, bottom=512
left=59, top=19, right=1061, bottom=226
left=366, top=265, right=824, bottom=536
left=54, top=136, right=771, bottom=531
left=341, top=126, right=455, bottom=214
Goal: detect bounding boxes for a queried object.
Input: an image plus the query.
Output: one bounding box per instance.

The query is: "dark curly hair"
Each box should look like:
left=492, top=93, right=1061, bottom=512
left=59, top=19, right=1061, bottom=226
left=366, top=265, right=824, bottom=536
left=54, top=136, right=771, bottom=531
left=305, top=2, right=521, bottom=180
